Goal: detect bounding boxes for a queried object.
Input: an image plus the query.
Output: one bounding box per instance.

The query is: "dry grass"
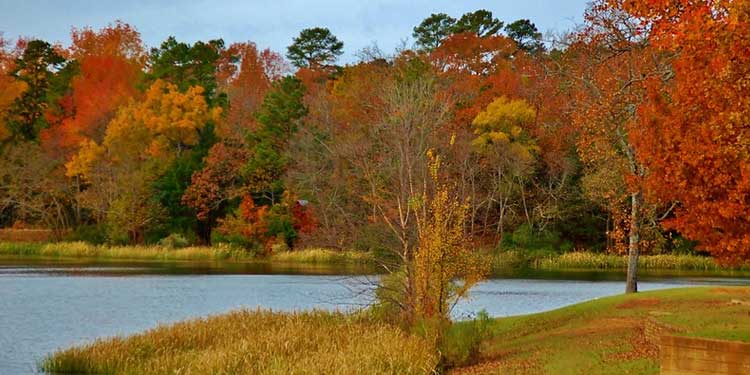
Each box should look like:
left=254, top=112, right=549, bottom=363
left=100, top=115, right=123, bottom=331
left=492, top=249, right=745, bottom=272
left=0, top=241, right=248, bottom=261
left=270, top=248, right=375, bottom=264
left=41, top=310, right=439, bottom=375
left=0, top=228, right=60, bottom=242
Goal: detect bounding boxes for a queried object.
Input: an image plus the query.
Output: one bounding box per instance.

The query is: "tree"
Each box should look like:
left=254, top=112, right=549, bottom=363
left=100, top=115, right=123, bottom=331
left=471, top=97, right=539, bottom=238
left=410, top=150, right=488, bottom=321
left=412, top=13, right=457, bottom=51
left=566, top=2, right=671, bottom=292
left=66, top=80, right=220, bottom=242
left=219, top=42, right=287, bottom=140
left=617, top=0, right=750, bottom=264
left=0, top=38, right=26, bottom=143
left=148, top=37, right=227, bottom=103
left=40, top=22, right=144, bottom=157
left=286, top=27, right=343, bottom=69
left=505, top=19, right=544, bottom=53
left=452, top=9, right=503, bottom=37
left=181, top=142, right=246, bottom=240
left=243, top=76, right=307, bottom=205
left=6, top=40, right=66, bottom=141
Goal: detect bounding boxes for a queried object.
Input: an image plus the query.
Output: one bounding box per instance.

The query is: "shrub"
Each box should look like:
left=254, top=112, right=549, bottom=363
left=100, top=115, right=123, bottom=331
left=440, top=310, right=492, bottom=368
left=65, top=224, right=108, bottom=244
left=158, top=233, right=191, bottom=249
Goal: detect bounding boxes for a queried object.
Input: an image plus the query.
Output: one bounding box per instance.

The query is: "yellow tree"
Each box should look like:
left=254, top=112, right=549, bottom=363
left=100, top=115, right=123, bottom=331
left=66, top=80, right=220, bottom=242
left=471, top=97, right=538, bottom=238
left=412, top=150, right=488, bottom=320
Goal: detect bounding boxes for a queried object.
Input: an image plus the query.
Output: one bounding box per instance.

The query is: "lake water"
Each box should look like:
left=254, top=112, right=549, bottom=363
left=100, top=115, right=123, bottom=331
left=1, top=260, right=749, bottom=374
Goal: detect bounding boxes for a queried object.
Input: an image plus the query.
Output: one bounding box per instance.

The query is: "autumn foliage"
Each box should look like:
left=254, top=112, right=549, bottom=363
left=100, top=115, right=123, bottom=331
left=1, top=4, right=750, bottom=271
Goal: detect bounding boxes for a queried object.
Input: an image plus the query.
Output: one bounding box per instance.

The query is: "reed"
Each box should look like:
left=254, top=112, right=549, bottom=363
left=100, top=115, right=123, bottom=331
left=41, top=309, right=438, bottom=375
left=492, top=249, right=747, bottom=272
left=270, top=248, right=375, bottom=264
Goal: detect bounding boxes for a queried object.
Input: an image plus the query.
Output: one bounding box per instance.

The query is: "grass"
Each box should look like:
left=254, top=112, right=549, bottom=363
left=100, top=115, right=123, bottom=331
left=450, top=286, right=750, bottom=375
left=41, top=309, right=439, bottom=375
left=492, top=249, right=747, bottom=272
left=0, top=242, right=376, bottom=265
left=0, top=241, right=250, bottom=261
left=269, top=247, right=375, bottom=264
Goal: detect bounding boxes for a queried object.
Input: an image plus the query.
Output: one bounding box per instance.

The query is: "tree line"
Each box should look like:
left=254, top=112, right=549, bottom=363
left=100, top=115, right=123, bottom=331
left=1, top=1, right=748, bottom=299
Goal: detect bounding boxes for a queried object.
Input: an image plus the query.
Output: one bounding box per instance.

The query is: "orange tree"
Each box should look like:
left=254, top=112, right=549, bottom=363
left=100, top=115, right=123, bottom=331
left=616, top=0, right=750, bottom=264
left=565, top=1, right=671, bottom=292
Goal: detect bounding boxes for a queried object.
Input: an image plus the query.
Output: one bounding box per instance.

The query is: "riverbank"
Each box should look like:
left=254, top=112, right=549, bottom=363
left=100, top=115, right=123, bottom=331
left=1, top=241, right=745, bottom=274
left=451, top=286, right=750, bottom=375
left=0, top=242, right=375, bottom=265
left=492, top=249, right=749, bottom=273
left=40, top=287, right=750, bottom=374
left=41, top=310, right=439, bottom=375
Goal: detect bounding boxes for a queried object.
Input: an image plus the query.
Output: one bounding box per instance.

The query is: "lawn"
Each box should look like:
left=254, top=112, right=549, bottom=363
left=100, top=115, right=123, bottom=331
left=452, top=286, right=750, bottom=375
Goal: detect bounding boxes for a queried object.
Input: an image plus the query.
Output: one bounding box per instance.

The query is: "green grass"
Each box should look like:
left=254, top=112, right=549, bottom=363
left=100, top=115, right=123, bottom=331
left=41, top=309, right=439, bottom=375
left=492, top=249, right=746, bottom=272
left=450, top=286, right=750, bottom=375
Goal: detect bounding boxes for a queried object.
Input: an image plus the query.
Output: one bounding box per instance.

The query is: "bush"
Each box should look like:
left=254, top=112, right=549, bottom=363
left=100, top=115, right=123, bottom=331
left=501, top=224, right=572, bottom=252
left=157, top=233, right=191, bottom=249
left=65, top=224, right=108, bottom=245
left=439, top=310, right=492, bottom=368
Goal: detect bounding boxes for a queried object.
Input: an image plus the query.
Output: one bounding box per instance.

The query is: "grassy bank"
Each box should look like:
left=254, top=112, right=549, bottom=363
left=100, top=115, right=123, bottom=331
left=41, top=310, right=438, bottom=375
left=0, top=242, right=376, bottom=265
left=1, top=241, right=744, bottom=273
left=451, top=286, right=750, bottom=375
left=492, top=249, right=747, bottom=272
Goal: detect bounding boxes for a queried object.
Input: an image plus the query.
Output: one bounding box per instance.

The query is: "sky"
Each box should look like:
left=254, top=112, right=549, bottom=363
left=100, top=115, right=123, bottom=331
left=0, top=0, right=591, bottom=62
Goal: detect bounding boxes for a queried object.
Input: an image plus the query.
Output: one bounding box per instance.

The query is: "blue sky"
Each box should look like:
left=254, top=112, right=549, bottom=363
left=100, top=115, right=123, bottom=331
left=0, top=0, right=590, bottom=62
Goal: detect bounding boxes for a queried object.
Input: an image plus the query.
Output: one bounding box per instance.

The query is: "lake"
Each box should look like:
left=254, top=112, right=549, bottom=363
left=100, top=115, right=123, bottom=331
left=1, top=260, right=748, bottom=374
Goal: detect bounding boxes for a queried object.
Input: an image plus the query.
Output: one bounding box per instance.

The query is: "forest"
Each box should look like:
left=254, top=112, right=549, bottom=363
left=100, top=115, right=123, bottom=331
left=1, top=0, right=749, bottom=293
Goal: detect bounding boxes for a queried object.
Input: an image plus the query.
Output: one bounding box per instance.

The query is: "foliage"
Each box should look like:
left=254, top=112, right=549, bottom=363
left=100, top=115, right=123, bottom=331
left=412, top=13, right=457, bottom=51
left=286, top=27, right=343, bottom=69
left=615, top=0, right=750, bottom=264
left=157, top=232, right=191, bottom=249
left=504, top=19, right=544, bottom=53
left=409, top=151, right=489, bottom=321
left=6, top=39, right=66, bottom=141
left=439, top=310, right=492, bottom=368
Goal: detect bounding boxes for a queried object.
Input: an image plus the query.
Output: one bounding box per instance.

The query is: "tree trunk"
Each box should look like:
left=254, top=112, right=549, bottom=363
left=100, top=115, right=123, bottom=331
left=625, top=190, right=642, bottom=293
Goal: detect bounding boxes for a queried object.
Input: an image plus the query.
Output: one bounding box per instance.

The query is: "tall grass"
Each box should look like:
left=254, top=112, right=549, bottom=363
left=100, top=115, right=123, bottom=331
left=270, top=248, right=375, bottom=264
left=0, top=242, right=378, bottom=265
left=492, top=249, right=747, bottom=271
left=0, top=241, right=249, bottom=261
left=41, top=309, right=439, bottom=375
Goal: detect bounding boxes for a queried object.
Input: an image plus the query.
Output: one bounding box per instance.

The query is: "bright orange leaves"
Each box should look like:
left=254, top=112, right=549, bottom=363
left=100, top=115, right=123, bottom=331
left=615, top=0, right=750, bottom=262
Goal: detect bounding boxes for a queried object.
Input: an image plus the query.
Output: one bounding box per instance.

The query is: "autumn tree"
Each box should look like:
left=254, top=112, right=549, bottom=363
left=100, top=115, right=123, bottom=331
left=0, top=38, right=26, bottom=144
left=566, top=2, right=671, bottom=292
left=616, top=0, right=750, bottom=264
left=67, top=80, right=220, bottom=242
left=409, top=150, right=488, bottom=321
left=286, top=27, right=343, bottom=69
left=219, top=42, right=287, bottom=141
left=471, top=97, right=539, bottom=238
left=40, top=22, right=144, bottom=157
